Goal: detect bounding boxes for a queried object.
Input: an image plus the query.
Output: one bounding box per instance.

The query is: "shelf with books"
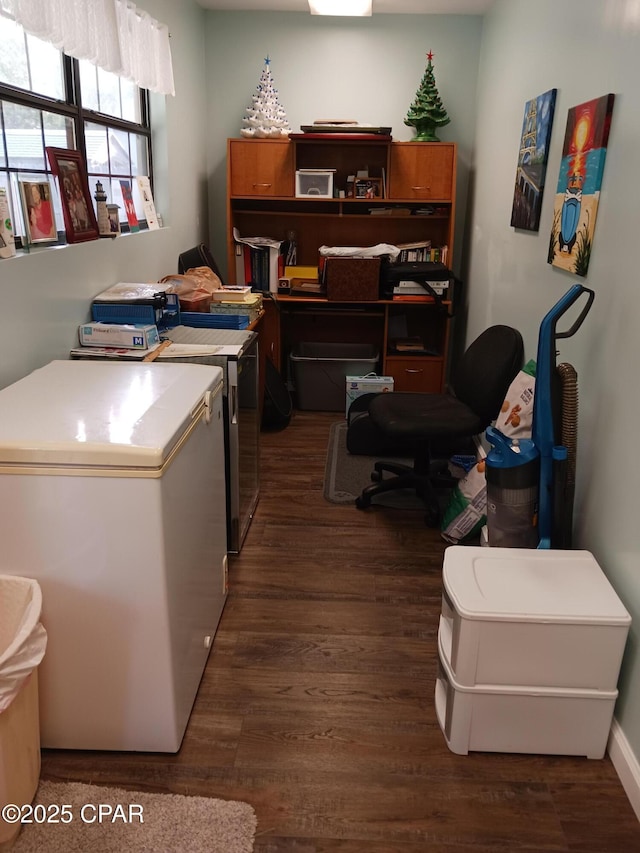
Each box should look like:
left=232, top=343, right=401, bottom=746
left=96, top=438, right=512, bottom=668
left=227, top=137, right=456, bottom=398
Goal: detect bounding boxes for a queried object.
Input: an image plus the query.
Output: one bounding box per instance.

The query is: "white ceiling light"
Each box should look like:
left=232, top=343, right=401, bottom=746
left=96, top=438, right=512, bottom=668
left=308, top=0, right=372, bottom=15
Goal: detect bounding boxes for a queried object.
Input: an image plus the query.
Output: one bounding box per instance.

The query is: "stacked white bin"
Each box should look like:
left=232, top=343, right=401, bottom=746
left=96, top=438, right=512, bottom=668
left=435, top=547, right=631, bottom=759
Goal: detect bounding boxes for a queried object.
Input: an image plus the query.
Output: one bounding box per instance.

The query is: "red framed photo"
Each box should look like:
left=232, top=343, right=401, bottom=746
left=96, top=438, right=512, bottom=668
left=45, top=147, right=99, bottom=244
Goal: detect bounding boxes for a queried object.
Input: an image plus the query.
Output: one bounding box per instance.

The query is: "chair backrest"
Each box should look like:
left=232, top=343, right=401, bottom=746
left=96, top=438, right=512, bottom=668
left=453, top=325, right=524, bottom=424
left=178, top=243, right=225, bottom=282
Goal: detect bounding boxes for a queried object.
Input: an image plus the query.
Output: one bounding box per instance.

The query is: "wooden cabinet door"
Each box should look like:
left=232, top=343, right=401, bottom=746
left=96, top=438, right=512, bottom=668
left=229, top=139, right=294, bottom=197
left=388, top=143, right=455, bottom=201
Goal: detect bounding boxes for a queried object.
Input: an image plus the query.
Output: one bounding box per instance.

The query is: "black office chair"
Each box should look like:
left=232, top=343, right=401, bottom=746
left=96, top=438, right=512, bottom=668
left=355, top=324, right=524, bottom=525
left=178, top=243, right=225, bottom=282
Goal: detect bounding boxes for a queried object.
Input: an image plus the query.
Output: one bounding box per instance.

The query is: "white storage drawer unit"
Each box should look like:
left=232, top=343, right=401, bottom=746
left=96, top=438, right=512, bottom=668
left=441, top=546, right=630, bottom=690
left=436, top=632, right=618, bottom=759
left=435, top=546, right=631, bottom=759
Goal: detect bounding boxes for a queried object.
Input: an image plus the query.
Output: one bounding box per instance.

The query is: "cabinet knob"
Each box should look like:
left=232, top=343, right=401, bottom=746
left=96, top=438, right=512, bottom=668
left=411, top=186, right=430, bottom=191
left=253, top=183, right=272, bottom=188
left=405, top=368, right=424, bottom=375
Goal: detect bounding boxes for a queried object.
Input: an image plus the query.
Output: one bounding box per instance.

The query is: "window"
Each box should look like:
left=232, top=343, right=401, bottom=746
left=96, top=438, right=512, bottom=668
left=0, top=16, right=152, bottom=246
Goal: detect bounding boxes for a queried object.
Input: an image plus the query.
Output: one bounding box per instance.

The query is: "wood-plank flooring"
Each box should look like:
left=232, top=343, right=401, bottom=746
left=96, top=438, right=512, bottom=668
left=41, top=410, right=640, bottom=851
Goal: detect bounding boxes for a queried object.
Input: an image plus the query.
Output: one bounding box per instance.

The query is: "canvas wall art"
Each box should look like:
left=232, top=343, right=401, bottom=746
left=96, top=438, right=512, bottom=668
left=511, top=88, right=557, bottom=231
left=548, top=93, right=615, bottom=277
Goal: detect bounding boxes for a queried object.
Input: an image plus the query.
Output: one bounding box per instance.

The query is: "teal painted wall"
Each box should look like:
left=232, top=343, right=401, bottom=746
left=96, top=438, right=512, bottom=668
left=0, top=0, right=210, bottom=390
left=468, top=0, right=640, bottom=768
left=203, top=11, right=483, bottom=276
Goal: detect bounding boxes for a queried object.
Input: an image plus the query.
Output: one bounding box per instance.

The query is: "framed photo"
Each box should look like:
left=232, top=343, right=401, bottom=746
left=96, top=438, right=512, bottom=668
left=45, top=147, right=99, bottom=243
left=354, top=177, right=382, bottom=199
left=107, top=204, right=121, bottom=236
left=19, top=179, right=57, bottom=244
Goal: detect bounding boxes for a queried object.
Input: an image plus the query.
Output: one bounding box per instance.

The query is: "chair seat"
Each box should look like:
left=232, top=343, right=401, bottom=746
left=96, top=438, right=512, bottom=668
left=369, top=393, right=486, bottom=440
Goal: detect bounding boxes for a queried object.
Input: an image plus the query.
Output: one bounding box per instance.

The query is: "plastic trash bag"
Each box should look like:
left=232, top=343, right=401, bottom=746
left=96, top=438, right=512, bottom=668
left=0, top=576, right=47, bottom=712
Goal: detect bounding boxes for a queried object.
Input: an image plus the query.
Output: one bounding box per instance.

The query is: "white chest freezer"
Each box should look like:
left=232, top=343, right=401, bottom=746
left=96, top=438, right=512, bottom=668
left=0, top=360, right=228, bottom=752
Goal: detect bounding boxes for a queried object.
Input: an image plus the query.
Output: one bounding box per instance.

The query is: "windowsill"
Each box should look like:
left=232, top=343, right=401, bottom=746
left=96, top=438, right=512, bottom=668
left=4, top=225, right=168, bottom=261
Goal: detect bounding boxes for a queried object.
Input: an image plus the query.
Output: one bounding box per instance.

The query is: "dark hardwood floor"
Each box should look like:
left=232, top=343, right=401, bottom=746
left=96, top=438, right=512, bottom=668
left=42, top=410, right=640, bottom=851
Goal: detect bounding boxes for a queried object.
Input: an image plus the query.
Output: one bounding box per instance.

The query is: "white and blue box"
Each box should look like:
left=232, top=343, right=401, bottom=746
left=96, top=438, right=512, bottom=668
left=79, top=322, right=159, bottom=350
left=345, top=374, right=394, bottom=416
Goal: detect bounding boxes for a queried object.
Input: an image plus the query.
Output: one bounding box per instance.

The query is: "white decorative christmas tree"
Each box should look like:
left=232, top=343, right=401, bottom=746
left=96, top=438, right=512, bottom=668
left=241, top=56, right=291, bottom=138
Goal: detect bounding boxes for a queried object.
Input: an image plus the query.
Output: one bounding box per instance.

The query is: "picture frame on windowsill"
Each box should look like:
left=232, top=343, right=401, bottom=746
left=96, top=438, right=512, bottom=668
left=45, top=147, right=99, bottom=244
left=19, top=179, right=58, bottom=244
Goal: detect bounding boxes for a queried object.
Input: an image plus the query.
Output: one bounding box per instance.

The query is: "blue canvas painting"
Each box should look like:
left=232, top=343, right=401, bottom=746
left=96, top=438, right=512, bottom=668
left=511, top=88, right=557, bottom=231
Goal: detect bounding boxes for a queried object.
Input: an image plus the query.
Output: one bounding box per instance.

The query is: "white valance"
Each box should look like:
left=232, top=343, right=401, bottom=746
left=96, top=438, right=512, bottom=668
left=0, top=0, right=175, bottom=96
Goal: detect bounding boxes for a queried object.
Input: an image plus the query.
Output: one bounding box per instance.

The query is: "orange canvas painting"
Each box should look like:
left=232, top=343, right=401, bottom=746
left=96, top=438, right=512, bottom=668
left=548, top=93, right=615, bottom=276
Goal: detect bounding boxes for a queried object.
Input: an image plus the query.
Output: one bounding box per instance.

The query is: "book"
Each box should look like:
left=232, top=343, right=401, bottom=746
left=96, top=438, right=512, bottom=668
left=211, top=286, right=253, bottom=302
left=233, top=228, right=283, bottom=293
left=135, top=176, right=159, bottom=230
left=0, top=188, right=16, bottom=258
left=119, top=180, right=139, bottom=232
left=396, top=239, right=432, bottom=263
left=392, top=294, right=435, bottom=302
left=393, top=337, right=425, bottom=352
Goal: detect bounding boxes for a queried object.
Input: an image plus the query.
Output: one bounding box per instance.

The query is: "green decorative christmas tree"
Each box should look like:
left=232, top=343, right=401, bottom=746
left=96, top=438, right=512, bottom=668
left=240, top=56, right=291, bottom=138
left=404, top=51, right=451, bottom=142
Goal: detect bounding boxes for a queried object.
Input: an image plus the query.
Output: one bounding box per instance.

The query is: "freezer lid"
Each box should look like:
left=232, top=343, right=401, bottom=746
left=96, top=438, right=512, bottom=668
left=0, top=360, right=223, bottom=468
left=443, top=546, right=631, bottom=624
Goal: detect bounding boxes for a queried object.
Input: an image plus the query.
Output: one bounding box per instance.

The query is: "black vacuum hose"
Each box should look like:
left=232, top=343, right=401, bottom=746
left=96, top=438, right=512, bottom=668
left=556, top=363, right=578, bottom=547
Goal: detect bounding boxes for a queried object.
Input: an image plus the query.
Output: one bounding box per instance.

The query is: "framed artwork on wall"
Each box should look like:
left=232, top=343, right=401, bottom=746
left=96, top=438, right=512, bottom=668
left=19, top=179, right=57, bottom=244
left=510, top=88, right=557, bottom=232
left=548, top=93, right=615, bottom=277
left=45, top=147, right=99, bottom=244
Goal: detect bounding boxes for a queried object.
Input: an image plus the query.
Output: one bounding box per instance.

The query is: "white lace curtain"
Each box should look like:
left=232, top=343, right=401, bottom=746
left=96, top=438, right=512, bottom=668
left=0, top=0, right=175, bottom=95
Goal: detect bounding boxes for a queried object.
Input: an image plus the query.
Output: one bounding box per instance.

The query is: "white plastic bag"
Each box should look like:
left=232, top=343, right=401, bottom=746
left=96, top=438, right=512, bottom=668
left=0, top=576, right=47, bottom=712
left=319, top=243, right=400, bottom=260
left=441, top=444, right=487, bottom=544
left=440, top=360, right=537, bottom=544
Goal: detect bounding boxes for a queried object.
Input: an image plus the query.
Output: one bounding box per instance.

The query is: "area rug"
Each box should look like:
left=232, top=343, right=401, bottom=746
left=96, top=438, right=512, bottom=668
left=9, top=780, right=257, bottom=853
left=323, top=420, right=424, bottom=509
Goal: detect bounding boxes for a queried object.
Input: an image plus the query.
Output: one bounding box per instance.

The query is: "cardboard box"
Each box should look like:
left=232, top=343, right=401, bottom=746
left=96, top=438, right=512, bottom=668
left=79, top=322, right=159, bottom=349
left=345, top=374, right=394, bottom=416
left=324, top=257, right=381, bottom=301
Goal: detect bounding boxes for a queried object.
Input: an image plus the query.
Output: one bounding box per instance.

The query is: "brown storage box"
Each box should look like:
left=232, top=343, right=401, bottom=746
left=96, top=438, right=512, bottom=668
left=324, top=257, right=381, bottom=302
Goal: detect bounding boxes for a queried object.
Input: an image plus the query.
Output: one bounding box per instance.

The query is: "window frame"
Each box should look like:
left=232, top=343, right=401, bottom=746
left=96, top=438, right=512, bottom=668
left=0, top=47, right=153, bottom=247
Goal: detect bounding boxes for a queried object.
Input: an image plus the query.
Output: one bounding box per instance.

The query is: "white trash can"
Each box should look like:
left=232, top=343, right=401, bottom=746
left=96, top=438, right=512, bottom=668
left=0, top=576, right=47, bottom=848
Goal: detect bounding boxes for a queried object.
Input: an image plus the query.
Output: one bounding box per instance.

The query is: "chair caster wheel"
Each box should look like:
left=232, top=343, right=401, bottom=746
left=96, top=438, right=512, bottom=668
left=425, top=507, right=440, bottom=528
left=355, top=496, right=369, bottom=510
left=371, top=471, right=382, bottom=483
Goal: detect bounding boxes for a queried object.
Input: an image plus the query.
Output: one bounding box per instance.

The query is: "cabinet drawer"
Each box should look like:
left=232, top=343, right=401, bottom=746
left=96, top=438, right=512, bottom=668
left=229, top=139, right=294, bottom=197
left=389, top=143, right=455, bottom=200
left=387, top=356, right=443, bottom=393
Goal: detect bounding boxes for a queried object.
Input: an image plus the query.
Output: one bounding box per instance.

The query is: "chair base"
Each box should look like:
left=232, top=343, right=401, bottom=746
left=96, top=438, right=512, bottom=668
left=355, top=460, right=455, bottom=527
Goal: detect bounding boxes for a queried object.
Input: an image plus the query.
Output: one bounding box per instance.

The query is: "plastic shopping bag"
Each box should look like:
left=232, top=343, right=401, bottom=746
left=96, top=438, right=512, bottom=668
left=0, top=576, right=47, bottom=712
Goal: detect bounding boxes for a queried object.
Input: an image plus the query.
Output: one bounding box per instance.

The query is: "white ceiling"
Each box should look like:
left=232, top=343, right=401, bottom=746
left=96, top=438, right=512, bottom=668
left=193, top=0, right=494, bottom=13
